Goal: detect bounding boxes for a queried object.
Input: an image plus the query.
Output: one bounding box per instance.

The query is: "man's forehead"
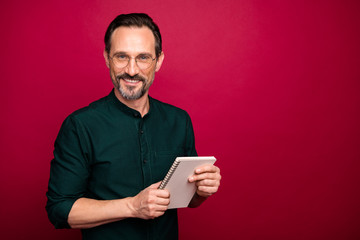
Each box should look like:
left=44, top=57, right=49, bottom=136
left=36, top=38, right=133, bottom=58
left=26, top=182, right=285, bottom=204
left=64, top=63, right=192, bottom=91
left=110, top=26, right=156, bottom=54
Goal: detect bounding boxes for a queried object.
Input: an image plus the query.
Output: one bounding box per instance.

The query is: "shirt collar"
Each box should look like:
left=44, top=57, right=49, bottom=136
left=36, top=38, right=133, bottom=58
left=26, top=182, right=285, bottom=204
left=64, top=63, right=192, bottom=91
left=108, top=89, right=153, bottom=118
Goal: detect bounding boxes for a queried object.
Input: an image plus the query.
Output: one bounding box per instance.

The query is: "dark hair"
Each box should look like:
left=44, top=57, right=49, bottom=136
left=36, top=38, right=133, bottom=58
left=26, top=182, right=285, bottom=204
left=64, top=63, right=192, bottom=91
left=104, top=13, right=162, bottom=58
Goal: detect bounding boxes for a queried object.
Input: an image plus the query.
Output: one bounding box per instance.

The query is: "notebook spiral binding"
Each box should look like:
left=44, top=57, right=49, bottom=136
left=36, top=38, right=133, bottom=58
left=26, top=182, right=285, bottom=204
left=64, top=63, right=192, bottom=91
left=159, top=160, right=181, bottom=189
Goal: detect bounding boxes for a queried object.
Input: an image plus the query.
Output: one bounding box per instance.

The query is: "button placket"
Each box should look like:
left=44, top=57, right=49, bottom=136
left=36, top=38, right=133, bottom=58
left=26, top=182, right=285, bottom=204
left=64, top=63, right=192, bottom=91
left=138, top=119, right=151, bottom=186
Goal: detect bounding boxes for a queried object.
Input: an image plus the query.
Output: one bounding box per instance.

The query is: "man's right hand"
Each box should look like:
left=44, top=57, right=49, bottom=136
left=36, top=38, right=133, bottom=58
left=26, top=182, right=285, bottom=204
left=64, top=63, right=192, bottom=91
left=68, top=182, right=170, bottom=229
left=128, top=181, right=170, bottom=219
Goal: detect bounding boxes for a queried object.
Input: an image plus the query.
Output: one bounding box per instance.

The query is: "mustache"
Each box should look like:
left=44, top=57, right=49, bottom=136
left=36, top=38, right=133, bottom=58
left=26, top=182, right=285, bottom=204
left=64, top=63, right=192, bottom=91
left=116, top=73, right=146, bottom=82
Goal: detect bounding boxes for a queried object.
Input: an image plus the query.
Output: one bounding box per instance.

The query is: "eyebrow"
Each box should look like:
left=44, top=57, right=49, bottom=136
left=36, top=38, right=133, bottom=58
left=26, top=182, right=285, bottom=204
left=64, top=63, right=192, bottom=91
left=113, top=51, right=153, bottom=56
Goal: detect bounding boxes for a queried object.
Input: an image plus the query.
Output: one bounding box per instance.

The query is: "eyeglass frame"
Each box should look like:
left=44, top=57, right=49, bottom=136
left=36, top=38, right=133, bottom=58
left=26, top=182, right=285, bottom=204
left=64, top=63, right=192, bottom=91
left=108, top=52, right=157, bottom=70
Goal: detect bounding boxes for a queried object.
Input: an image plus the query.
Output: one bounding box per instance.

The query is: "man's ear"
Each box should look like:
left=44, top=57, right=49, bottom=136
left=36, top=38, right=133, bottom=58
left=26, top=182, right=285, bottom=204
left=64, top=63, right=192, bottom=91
left=155, top=52, right=165, bottom=72
left=103, top=50, right=110, bottom=68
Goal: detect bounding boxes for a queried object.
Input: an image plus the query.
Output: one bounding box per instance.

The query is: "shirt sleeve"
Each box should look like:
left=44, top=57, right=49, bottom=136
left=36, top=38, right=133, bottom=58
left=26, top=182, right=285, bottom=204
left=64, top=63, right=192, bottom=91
left=185, top=113, right=198, bottom=157
left=46, top=115, right=91, bottom=228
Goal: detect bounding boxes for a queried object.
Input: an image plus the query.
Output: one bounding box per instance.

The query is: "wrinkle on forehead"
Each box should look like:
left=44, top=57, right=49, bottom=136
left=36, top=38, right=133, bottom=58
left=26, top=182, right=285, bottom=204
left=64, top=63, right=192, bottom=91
left=110, top=26, right=156, bottom=56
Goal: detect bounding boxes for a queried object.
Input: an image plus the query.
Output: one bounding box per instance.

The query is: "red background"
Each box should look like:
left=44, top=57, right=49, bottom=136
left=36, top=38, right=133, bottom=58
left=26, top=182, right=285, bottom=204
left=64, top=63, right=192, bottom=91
left=1, top=0, right=360, bottom=239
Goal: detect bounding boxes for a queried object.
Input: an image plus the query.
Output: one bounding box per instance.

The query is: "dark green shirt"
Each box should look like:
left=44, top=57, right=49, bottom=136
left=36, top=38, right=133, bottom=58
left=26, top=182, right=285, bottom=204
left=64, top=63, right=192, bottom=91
left=46, top=90, right=197, bottom=240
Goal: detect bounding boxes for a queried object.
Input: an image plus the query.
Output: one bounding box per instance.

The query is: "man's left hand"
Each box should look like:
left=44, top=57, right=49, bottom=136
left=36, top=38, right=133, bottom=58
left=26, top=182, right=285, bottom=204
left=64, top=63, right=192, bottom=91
left=188, top=164, right=221, bottom=198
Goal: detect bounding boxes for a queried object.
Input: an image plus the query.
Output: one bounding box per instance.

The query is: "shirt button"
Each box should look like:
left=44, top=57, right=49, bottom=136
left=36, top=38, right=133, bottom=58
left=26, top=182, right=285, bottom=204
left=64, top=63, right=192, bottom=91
left=143, top=159, right=147, bottom=163
left=140, top=130, right=144, bottom=134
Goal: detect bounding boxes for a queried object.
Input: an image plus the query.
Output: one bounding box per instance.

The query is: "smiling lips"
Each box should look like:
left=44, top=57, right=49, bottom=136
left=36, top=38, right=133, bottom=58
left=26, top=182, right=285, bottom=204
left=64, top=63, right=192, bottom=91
left=122, top=78, right=143, bottom=86
left=124, top=79, right=141, bottom=83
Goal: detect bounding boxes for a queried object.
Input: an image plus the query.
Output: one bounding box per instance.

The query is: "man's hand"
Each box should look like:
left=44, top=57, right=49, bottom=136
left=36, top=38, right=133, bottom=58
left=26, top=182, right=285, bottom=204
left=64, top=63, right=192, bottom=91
left=128, top=182, right=170, bottom=219
left=188, top=164, right=221, bottom=199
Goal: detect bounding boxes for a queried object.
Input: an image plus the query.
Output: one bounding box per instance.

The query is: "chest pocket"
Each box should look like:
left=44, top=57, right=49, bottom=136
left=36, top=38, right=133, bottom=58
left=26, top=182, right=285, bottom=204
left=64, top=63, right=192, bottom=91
left=152, top=149, right=185, bottom=182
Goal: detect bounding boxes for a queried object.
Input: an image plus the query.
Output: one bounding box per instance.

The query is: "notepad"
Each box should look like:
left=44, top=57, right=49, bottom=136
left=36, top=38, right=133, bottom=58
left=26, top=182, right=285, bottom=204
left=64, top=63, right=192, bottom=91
left=159, top=156, right=216, bottom=209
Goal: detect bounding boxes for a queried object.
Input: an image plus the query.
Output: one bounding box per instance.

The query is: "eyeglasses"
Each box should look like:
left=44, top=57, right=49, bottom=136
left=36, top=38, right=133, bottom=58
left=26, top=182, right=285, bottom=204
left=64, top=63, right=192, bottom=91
left=109, top=53, right=156, bottom=70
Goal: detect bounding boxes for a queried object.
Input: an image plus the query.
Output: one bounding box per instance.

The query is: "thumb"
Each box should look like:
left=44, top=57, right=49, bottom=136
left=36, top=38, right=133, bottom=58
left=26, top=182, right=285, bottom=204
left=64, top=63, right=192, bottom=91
left=148, top=181, right=162, bottom=189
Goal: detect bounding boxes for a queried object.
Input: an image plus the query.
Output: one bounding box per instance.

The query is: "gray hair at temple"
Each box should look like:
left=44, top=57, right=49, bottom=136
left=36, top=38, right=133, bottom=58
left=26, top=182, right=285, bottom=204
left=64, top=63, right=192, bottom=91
left=104, top=13, right=162, bottom=58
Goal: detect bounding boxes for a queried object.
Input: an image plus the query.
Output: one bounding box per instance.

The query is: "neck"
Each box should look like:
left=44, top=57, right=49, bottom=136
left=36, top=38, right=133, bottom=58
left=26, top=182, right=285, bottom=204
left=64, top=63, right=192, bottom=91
left=114, top=89, right=150, bottom=117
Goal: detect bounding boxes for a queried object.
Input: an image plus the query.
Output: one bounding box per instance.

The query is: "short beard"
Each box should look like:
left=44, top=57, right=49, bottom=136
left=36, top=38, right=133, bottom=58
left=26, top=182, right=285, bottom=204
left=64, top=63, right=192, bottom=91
left=119, top=84, right=146, bottom=100
left=116, top=73, right=148, bottom=100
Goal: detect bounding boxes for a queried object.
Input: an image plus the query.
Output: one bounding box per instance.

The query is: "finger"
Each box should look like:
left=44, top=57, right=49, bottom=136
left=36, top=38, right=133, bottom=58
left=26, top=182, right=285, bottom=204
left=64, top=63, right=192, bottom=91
left=195, top=179, right=220, bottom=187
left=150, top=202, right=168, bottom=213
left=156, top=203, right=169, bottom=211
left=194, top=165, right=220, bottom=174
left=156, top=197, right=170, bottom=206
left=145, top=205, right=167, bottom=219
left=197, top=186, right=219, bottom=196
left=156, top=189, right=170, bottom=198
left=148, top=181, right=162, bottom=189
left=153, top=208, right=167, bottom=217
left=189, top=172, right=221, bottom=182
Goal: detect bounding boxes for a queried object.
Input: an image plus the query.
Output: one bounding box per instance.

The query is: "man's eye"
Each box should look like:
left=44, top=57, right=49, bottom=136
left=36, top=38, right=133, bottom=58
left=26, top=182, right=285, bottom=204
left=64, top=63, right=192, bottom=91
left=115, top=54, right=128, bottom=60
left=138, top=55, right=151, bottom=61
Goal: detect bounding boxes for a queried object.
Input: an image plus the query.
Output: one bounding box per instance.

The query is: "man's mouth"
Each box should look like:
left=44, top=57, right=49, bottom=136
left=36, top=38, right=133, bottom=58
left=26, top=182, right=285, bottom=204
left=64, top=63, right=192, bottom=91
left=116, top=74, right=145, bottom=85
left=123, top=78, right=141, bottom=83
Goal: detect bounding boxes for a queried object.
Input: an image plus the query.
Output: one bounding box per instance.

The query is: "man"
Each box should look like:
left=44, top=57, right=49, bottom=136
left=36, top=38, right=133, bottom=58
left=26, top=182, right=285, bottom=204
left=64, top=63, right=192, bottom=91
left=46, top=13, right=221, bottom=240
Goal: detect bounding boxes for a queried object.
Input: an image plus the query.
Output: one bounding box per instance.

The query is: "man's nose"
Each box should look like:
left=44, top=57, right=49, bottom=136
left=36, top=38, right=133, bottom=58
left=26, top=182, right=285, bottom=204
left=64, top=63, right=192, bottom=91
left=124, top=58, right=140, bottom=76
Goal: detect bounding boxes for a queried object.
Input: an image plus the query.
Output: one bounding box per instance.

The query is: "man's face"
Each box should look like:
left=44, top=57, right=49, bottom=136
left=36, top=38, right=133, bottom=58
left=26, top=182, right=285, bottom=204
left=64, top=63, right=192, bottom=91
left=104, top=26, right=164, bottom=100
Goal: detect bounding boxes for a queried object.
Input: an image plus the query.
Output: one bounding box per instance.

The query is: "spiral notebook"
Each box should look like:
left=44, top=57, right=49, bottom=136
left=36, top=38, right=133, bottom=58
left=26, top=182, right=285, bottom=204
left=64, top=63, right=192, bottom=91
left=159, top=156, right=216, bottom=209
